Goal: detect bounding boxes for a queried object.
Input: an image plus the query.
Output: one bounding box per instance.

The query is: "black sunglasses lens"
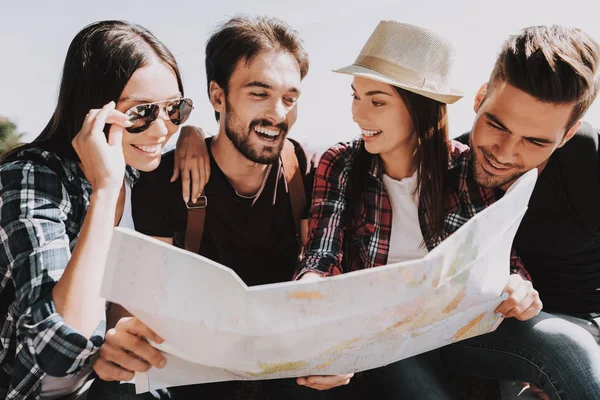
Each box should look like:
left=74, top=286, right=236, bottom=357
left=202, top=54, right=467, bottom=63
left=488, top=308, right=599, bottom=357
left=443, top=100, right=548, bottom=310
left=125, top=104, right=160, bottom=134
left=167, top=98, right=194, bottom=125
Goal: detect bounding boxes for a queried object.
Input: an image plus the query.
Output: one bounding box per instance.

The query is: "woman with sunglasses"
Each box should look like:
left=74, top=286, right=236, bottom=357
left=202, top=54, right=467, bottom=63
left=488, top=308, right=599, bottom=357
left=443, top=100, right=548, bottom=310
left=0, top=20, right=194, bottom=400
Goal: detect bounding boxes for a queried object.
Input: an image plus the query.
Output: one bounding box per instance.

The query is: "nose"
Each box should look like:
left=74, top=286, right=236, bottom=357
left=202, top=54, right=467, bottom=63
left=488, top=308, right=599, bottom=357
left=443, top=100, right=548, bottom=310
left=492, top=135, right=518, bottom=164
left=265, top=98, right=288, bottom=125
left=352, top=100, right=368, bottom=126
left=146, top=111, right=170, bottom=139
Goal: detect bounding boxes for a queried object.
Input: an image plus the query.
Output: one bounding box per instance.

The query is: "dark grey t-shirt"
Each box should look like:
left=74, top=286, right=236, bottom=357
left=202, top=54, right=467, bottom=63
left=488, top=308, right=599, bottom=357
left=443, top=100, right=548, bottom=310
left=132, top=137, right=317, bottom=287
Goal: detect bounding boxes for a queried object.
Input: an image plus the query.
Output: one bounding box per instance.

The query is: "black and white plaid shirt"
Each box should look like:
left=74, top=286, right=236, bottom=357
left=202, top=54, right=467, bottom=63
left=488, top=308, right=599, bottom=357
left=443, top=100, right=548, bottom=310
left=0, top=147, right=137, bottom=399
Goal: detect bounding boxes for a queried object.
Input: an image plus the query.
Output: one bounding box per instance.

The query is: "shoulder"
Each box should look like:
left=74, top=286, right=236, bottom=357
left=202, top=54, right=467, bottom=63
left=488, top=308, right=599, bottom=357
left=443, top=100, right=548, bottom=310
left=319, top=140, right=362, bottom=169
left=287, top=138, right=320, bottom=176
left=454, top=132, right=470, bottom=146
left=447, top=139, right=471, bottom=169
left=546, top=121, right=600, bottom=180
left=0, top=148, right=75, bottom=203
left=555, top=121, right=599, bottom=158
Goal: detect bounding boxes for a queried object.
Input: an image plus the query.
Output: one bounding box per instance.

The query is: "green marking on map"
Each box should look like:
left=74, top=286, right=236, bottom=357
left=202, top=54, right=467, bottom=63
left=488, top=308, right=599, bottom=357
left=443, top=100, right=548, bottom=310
left=448, top=229, right=476, bottom=285
left=247, top=361, right=308, bottom=377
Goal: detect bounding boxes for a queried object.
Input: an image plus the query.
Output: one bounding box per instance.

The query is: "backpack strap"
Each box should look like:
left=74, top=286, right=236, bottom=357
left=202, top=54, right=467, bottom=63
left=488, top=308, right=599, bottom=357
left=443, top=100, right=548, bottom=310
left=184, top=139, right=306, bottom=253
left=184, top=195, right=207, bottom=253
left=281, top=139, right=307, bottom=237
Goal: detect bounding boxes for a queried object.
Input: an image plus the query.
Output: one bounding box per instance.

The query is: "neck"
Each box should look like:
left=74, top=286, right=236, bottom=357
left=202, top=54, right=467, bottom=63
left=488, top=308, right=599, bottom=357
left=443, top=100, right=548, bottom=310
left=211, top=133, right=270, bottom=197
left=379, top=136, right=418, bottom=181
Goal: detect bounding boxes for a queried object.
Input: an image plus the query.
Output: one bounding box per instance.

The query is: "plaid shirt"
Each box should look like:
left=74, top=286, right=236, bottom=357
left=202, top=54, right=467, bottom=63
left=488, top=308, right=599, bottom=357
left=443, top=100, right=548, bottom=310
left=297, top=139, right=529, bottom=280
left=0, top=147, right=137, bottom=400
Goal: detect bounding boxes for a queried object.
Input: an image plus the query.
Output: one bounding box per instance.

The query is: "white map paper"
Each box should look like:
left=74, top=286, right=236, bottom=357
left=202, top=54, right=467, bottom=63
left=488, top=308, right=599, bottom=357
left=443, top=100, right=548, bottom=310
left=101, top=169, right=537, bottom=393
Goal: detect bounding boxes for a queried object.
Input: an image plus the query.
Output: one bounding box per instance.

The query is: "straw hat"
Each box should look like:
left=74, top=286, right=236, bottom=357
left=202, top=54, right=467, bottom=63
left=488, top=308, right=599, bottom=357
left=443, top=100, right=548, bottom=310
left=334, top=20, right=463, bottom=104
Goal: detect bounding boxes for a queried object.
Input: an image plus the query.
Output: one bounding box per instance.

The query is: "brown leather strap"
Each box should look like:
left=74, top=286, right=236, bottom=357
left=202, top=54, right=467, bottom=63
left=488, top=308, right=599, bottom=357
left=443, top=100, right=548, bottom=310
left=184, top=196, right=207, bottom=253
left=281, top=139, right=306, bottom=237
left=184, top=139, right=305, bottom=253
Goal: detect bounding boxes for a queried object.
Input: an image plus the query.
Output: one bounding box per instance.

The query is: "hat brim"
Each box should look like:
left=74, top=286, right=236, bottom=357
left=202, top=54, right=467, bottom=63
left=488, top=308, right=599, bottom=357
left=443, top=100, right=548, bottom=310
left=333, top=64, right=463, bottom=104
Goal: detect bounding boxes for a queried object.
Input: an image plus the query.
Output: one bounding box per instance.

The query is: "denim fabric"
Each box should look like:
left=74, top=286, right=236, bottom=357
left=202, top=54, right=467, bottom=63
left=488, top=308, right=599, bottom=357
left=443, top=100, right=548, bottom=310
left=442, top=312, right=600, bottom=400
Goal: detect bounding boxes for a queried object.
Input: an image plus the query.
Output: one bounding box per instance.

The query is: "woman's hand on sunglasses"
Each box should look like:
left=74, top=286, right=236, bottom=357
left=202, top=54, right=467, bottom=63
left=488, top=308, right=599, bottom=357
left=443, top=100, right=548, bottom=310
left=171, top=125, right=211, bottom=203
left=72, top=101, right=132, bottom=192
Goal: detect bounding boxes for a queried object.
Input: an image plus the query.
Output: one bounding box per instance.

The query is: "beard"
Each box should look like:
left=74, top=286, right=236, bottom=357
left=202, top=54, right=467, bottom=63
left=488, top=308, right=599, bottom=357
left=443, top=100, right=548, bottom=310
left=470, top=146, right=526, bottom=189
left=224, top=98, right=288, bottom=164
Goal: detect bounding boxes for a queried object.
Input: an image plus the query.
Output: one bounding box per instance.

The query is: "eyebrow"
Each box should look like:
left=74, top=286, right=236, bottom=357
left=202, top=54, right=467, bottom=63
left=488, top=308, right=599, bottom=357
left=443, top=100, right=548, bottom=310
left=485, top=112, right=555, bottom=145
left=351, top=84, right=393, bottom=97
left=118, top=93, right=182, bottom=103
left=244, top=80, right=301, bottom=95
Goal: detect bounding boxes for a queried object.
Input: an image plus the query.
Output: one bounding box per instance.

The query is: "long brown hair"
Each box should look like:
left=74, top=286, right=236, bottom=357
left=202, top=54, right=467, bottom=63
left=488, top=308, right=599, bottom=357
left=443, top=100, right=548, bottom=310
left=346, top=86, right=450, bottom=242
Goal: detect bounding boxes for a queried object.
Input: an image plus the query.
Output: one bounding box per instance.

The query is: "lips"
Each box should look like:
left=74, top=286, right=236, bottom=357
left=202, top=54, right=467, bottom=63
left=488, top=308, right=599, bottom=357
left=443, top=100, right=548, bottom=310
left=360, top=127, right=382, bottom=137
left=254, top=126, right=281, bottom=142
left=132, top=143, right=163, bottom=156
left=480, top=149, right=512, bottom=175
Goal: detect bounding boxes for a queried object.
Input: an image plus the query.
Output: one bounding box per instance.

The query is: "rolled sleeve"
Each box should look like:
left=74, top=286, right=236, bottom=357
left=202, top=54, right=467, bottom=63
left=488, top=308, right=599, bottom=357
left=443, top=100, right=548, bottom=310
left=295, top=144, right=353, bottom=279
left=1, top=162, right=102, bottom=377
left=510, top=248, right=532, bottom=282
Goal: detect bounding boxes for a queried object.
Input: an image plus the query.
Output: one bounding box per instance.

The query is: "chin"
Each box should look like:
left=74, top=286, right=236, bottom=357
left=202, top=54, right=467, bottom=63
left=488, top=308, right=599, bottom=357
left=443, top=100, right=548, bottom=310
left=363, top=142, right=382, bottom=155
left=128, top=158, right=161, bottom=172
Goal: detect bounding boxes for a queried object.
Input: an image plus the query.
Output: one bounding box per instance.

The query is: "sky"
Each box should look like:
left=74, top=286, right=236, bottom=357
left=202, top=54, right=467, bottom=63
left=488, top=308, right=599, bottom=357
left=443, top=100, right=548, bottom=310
left=2, top=0, right=599, bottom=149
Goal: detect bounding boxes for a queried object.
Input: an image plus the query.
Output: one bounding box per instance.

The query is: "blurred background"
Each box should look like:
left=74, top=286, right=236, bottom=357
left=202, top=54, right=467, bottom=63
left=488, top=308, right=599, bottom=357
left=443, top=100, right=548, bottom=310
left=1, top=0, right=599, bottom=152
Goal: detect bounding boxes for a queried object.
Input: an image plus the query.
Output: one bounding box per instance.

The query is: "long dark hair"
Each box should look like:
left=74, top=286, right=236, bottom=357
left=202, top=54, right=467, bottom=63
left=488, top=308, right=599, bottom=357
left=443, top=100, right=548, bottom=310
left=3, top=20, right=184, bottom=162
left=346, top=87, right=450, bottom=242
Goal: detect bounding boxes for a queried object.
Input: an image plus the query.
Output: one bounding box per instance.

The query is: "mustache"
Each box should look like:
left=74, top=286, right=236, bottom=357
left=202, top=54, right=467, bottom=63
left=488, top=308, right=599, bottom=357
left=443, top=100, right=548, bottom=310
left=249, top=119, right=288, bottom=134
left=478, top=146, right=519, bottom=168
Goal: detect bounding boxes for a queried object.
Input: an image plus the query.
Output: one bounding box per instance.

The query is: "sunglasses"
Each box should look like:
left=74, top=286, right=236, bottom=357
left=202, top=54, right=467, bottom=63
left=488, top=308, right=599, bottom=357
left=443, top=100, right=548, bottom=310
left=124, top=98, right=194, bottom=134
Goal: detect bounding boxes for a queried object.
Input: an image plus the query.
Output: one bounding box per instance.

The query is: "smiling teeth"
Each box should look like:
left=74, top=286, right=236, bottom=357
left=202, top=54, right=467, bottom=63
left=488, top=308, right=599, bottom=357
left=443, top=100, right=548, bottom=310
left=255, top=127, right=280, bottom=137
left=488, top=158, right=508, bottom=169
left=134, top=144, right=162, bottom=153
left=361, top=129, right=382, bottom=137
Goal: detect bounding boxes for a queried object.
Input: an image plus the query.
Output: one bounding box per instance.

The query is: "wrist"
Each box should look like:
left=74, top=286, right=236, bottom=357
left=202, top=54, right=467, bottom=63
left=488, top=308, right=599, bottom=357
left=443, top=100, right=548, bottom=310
left=91, top=187, right=120, bottom=204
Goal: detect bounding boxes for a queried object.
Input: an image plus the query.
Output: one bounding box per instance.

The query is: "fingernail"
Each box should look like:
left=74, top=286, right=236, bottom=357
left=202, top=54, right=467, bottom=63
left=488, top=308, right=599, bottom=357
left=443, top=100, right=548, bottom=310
left=495, top=312, right=503, bottom=319
left=124, top=120, right=133, bottom=128
left=297, top=380, right=305, bottom=386
left=159, top=358, right=167, bottom=368
left=184, top=195, right=189, bottom=203
left=192, top=197, right=197, bottom=204
left=109, top=101, right=116, bottom=107
left=501, top=292, right=509, bottom=301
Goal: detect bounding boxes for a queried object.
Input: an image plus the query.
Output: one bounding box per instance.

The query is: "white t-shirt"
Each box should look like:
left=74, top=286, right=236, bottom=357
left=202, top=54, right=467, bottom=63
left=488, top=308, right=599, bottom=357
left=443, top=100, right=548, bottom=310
left=382, top=172, right=428, bottom=263
left=40, top=181, right=135, bottom=399
left=118, top=180, right=135, bottom=229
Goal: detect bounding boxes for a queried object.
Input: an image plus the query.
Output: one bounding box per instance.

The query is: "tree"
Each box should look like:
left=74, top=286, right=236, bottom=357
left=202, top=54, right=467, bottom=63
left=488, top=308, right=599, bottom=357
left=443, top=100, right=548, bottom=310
left=0, top=116, right=24, bottom=156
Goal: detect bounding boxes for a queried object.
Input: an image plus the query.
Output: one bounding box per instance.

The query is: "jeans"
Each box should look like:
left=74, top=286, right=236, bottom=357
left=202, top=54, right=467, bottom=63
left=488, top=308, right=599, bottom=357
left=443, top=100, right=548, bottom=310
left=500, top=312, right=600, bottom=399
left=441, top=311, right=600, bottom=400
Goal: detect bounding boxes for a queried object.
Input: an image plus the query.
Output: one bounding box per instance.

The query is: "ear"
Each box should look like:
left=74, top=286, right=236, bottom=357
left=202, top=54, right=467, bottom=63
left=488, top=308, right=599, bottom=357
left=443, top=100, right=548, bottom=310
left=558, top=120, right=582, bottom=148
left=209, top=81, right=225, bottom=113
left=474, top=83, right=488, bottom=113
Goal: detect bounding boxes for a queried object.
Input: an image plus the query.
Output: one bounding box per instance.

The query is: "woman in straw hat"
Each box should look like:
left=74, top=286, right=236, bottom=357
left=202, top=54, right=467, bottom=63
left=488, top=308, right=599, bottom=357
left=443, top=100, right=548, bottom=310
left=293, top=20, right=542, bottom=397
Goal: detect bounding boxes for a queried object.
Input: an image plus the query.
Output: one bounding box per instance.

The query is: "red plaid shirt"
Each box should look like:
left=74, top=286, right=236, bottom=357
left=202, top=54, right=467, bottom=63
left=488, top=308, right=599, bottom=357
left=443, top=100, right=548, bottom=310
left=296, top=139, right=530, bottom=280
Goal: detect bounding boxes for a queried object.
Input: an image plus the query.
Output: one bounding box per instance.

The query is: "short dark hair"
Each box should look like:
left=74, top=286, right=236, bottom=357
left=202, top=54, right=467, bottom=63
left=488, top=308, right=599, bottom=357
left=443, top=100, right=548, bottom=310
left=489, top=25, right=600, bottom=130
left=205, top=15, right=309, bottom=121
left=3, top=20, right=184, bottom=162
